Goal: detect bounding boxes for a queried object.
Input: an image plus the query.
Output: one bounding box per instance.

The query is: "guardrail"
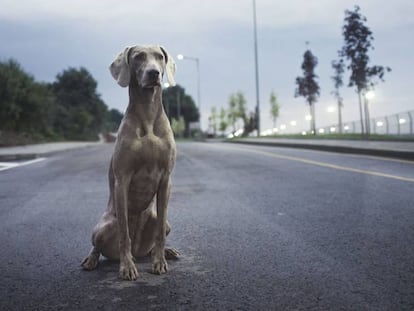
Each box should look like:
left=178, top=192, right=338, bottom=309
left=319, top=110, right=414, bottom=135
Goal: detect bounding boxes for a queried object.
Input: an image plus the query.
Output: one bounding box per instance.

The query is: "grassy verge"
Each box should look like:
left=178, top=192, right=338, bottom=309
left=238, top=133, right=414, bottom=142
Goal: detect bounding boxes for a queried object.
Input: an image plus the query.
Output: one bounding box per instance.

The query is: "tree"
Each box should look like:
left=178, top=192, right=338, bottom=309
left=106, top=108, right=124, bottom=133
left=295, top=49, right=320, bottom=134
left=218, top=107, right=228, bottom=136
left=235, top=91, right=247, bottom=125
left=0, top=59, right=56, bottom=140
left=209, top=107, right=218, bottom=136
left=0, top=59, right=113, bottom=145
left=162, top=85, right=199, bottom=137
left=227, top=91, right=256, bottom=136
left=331, top=59, right=345, bottom=133
left=339, top=5, right=391, bottom=135
left=171, top=117, right=185, bottom=137
left=52, top=67, right=107, bottom=140
left=269, top=91, right=280, bottom=129
left=227, top=94, right=238, bottom=132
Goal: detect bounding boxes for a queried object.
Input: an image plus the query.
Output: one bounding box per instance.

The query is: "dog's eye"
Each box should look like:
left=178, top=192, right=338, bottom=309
left=133, top=53, right=146, bottom=61
left=154, top=53, right=164, bottom=61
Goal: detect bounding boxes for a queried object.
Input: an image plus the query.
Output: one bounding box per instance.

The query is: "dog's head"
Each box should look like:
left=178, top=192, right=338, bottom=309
left=109, top=45, right=176, bottom=88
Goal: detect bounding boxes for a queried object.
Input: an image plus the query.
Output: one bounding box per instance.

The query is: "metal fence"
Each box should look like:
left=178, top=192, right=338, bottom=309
left=320, top=110, right=414, bottom=135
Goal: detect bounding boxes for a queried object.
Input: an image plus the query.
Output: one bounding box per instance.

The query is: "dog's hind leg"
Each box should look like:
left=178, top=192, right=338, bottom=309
left=81, top=213, right=120, bottom=270
left=81, top=247, right=100, bottom=270
left=133, top=213, right=180, bottom=260
left=164, top=221, right=180, bottom=260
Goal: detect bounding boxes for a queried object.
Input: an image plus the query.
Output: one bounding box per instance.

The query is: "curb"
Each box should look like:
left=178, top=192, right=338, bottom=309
left=0, top=143, right=104, bottom=162
left=227, top=140, right=414, bottom=161
left=0, top=153, right=39, bottom=161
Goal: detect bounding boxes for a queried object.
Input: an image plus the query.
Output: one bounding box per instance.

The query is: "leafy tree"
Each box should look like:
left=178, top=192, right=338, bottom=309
left=0, top=59, right=56, bottom=140
left=52, top=67, right=107, bottom=140
left=235, top=91, right=247, bottom=124
left=162, top=85, right=199, bottom=137
left=227, top=94, right=238, bottom=132
left=106, top=108, right=123, bottom=133
left=331, top=59, right=345, bottom=133
left=227, top=91, right=256, bottom=136
left=339, top=5, right=391, bottom=134
left=218, top=107, right=228, bottom=135
left=171, top=117, right=185, bottom=137
left=295, top=49, right=320, bottom=134
left=209, top=107, right=218, bottom=136
left=269, top=91, right=280, bottom=129
left=0, top=59, right=115, bottom=145
left=242, top=111, right=257, bottom=137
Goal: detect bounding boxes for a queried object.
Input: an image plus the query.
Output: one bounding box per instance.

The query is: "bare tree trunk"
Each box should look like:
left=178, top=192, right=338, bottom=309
left=310, top=102, right=316, bottom=135
left=357, top=91, right=365, bottom=135
left=364, top=97, right=371, bottom=135
left=338, top=100, right=343, bottom=134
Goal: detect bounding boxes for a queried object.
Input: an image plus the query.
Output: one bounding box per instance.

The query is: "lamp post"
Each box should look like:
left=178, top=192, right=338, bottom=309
left=252, top=0, right=260, bottom=136
left=177, top=54, right=201, bottom=130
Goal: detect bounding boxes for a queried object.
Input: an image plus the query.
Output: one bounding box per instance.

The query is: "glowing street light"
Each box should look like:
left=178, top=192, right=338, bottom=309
left=327, top=106, right=336, bottom=113
left=365, top=90, right=375, bottom=100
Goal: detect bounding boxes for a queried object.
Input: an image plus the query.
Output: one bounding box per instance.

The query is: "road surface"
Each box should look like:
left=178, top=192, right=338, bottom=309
left=0, top=142, right=413, bottom=310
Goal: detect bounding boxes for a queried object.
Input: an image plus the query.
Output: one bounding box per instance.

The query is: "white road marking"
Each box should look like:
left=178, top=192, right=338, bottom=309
left=209, top=144, right=414, bottom=184
left=0, top=158, right=46, bottom=172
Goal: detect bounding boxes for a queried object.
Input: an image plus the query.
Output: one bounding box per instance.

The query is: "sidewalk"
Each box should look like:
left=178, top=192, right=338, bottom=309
left=0, top=141, right=103, bottom=161
left=228, top=138, right=414, bottom=161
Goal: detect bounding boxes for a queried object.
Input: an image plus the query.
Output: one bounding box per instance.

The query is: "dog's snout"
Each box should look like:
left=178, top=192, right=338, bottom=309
left=148, top=69, right=160, bottom=78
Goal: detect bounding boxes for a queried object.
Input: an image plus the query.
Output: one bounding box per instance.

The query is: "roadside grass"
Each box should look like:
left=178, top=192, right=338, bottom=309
left=233, top=133, right=414, bottom=142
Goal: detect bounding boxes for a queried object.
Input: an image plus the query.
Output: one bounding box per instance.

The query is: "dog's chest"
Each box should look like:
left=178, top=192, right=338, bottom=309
left=127, top=134, right=175, bottom=211
left=130, top=133, right=175, bottom=170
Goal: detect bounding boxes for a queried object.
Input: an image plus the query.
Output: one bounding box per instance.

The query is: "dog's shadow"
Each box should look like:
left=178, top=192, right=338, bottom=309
left=94, top=256, right=178, bottom=288
left=98, top=256, right=153, bottom=273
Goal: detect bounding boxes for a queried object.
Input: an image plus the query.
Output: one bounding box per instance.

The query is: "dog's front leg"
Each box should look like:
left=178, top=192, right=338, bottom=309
left=152, top=176, right=171, bottom=274
left=114, top=175, right=138, bottom=280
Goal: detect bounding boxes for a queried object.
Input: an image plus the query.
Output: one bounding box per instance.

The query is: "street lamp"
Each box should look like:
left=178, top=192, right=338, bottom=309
left=252, top=0, right=260, bottom=136
left=176, top=53, right=201, bottom=129
left=365, top=90, right=375, bottom=100
left=364, top=90, right=375, bottom=134
left=327, top=106, right=336, bottom=113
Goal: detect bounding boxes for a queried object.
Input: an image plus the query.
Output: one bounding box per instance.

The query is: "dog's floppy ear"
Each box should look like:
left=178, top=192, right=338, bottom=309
left=160, top=46, right=177, bottom=86
left=109, top=47, right=132, bottom=87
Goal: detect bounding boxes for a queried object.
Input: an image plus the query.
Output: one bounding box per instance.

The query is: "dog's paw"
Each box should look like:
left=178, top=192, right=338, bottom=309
left=119, top=257, right=139, bottom=281
left=81, top=254, right=99, bottom=270
left=165, top=247, right=180, bottom=260
left=152, top=257, right=168, bottom=275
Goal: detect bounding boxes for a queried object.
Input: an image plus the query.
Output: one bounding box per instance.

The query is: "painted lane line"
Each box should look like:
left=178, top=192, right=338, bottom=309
left=0, top=158, right=46, bottom=172
left=248, top=149, right=414, bottom=183
left=0, top=163, right=20, bottom=171
left=214, top=144, right=414, bottom=184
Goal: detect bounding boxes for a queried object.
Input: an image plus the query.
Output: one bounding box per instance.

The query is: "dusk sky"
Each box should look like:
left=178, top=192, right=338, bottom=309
left=1, top=0, right=413, bottom=133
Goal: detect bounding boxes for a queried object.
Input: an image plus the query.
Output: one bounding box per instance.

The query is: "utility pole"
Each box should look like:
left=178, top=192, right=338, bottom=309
left=253, top=0, right=260, bottom=136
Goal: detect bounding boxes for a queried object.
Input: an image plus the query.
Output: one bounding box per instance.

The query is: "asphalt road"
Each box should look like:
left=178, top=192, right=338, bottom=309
left=1, top=142, right=413, bottom=310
